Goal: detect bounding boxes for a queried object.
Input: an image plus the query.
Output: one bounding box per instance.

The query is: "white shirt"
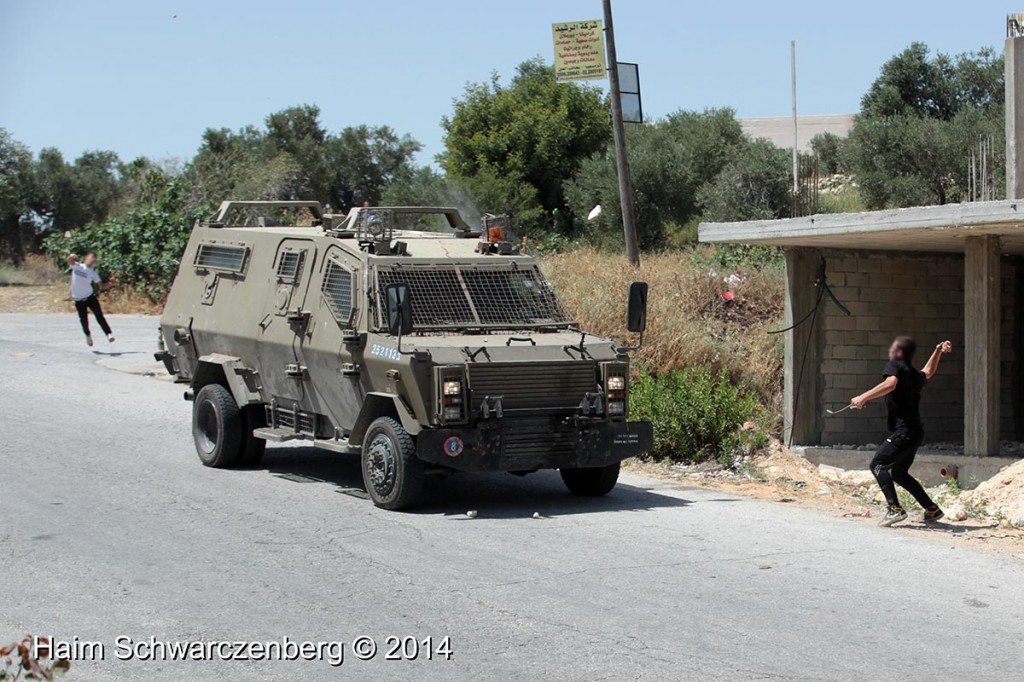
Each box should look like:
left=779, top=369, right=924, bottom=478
left=70, top=262, right=102, bottom=301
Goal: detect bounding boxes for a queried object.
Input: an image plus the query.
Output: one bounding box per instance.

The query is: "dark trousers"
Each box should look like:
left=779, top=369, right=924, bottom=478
left=870, top=429, right=936, bottom=510
left=74, top=294, right=111, bottom=337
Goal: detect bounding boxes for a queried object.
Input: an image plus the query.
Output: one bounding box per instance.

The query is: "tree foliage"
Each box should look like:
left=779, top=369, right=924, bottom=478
left=382, top=166, right=543, bottom=231
left=0, top=129, right=36, bottom=261
left=42, top=173, right=201, bottom=299
left=565, top=109, right=786, bottom=249
left=441, top=58, right=610, bottom=234
left=3, top=105, right=422, bottom=280
left=186, top=105, right=421, bottom=214
left=844, top=43, right=1004, bottom=208
left=809, top=132, right=844, bottom=175
left=697, top=139, right=793, bottom=223
left=861, top=43, right=1003, bottom=120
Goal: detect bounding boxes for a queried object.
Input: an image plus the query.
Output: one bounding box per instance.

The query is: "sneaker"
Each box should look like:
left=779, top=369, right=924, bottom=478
left=107, top=334, right=115, bottom=343
left=85, top=335, right=93, bottom=347
left=923, top=507, right=945, bottom=524
left=879, top=506, right=908, bottom=527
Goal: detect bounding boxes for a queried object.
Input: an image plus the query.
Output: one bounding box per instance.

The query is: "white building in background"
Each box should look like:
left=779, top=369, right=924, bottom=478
left=738, top=114, right=855, bottom=152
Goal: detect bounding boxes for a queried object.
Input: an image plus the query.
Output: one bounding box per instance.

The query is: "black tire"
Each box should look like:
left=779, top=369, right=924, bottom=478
left=560, top=462, right=621, bottom=496
left=237, top=405, right=267, bottom=467
left=192, top=384, right=243, bottom=468
left=361, top=417, right=424, bottom=510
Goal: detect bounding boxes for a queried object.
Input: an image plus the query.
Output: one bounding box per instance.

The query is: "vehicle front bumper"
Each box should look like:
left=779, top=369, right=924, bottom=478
left=416, top=419, right=653, bottom=472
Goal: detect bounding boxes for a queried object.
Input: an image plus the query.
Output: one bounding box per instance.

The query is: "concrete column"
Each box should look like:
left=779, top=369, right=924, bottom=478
left=1006, top=37, right=1024, bottom=200
left=784, top=248, right=823, bottom=446
left=964, top=235, right=1001, bottom=456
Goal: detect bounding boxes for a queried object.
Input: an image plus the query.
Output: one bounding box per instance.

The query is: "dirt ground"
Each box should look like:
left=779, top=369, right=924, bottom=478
left=0, top=283, right=161, bottom=315
left=626, top=441, right=1024, bottom=561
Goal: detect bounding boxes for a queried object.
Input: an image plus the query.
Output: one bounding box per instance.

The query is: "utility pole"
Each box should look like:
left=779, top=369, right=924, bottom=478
left=791, top=40, right=799, bottom=197
left=602, top=0, right=640, bottom=268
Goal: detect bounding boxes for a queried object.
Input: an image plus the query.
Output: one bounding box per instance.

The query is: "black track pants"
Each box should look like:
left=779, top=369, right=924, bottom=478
left=74, top=294, right=112, bottom=337
left=869, top=429, right=936, bottom=510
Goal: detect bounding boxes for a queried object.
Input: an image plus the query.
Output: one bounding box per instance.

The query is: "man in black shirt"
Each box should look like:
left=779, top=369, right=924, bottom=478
left=850, top=336, right=953, bottom=527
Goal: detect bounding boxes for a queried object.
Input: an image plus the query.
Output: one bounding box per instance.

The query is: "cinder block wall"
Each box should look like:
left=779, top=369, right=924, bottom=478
left=817, top=251, right=1019, bottom=446
left=817, top=251, right=986, bottom=446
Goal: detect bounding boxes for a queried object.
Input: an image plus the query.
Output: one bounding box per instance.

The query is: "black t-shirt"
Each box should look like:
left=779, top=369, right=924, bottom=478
left=882, top=359, right=926, bottom=432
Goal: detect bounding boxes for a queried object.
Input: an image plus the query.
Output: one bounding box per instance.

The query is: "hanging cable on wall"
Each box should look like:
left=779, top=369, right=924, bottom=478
left=771, top=257, right=851, bottom=447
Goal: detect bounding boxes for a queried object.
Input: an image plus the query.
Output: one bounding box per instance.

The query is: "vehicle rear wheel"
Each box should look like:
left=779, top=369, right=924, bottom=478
left=237, top=405, right=267, bottom=467
left=361, top=417, right=424, bottom=510
left=560, top=462, right=620, bottom=496
left=192, top=384, right=243, bottom=468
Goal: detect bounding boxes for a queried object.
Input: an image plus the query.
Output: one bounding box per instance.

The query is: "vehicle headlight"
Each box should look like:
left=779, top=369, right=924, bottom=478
left=444, top=406, right=463, bottom=420
left=443, top=380, right=462, bottom=396
left=607, top=375, right=626, bottom=391
left=607, top=401, right=625, bottom=416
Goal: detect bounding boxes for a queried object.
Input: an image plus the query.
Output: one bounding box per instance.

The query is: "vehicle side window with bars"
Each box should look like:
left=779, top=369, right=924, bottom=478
left=275, top=248, right=305, bottom=283
left=322, top=258, right=356, bottom=327
left=194, top=243, right=249, bottom=273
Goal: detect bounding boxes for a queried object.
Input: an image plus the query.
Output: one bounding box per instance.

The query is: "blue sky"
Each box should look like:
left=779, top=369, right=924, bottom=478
left=0, top=0, right=1013, bottom=166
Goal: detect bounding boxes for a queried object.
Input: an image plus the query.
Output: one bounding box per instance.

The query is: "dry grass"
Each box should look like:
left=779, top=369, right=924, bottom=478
left=0, top=255, right=163, bottom=315
left=89, top=287, right=164, bottom=315
left=539, top=246, right=785, bottom=410
left=44, top=286, right=164, bottom=315
left=0, top=255, right=61, bottom=286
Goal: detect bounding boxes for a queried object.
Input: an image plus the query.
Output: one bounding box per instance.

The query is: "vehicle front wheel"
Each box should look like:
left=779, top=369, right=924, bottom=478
left=361, top=417, right=424, bottom=510
left=192, top=384, right=243, bottom=468
left=560, top=462, right=620, bottom=496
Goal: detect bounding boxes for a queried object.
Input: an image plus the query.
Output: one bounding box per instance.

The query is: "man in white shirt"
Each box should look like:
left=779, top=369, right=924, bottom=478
left=67, top=251, right=114, bottom=346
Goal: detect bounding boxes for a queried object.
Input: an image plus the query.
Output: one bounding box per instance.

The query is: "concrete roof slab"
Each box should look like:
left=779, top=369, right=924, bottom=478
left=698, top=200, right=1024, bottom=255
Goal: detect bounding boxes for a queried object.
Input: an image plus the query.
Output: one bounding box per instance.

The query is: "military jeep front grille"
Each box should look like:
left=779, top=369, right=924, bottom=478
left=503, top=426, right=577, bottom=460
left=468, top=362, right=596, bottom=411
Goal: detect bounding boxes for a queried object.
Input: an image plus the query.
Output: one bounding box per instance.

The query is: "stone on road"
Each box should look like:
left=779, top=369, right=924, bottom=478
left=1, top=314, right=1021, bottom=681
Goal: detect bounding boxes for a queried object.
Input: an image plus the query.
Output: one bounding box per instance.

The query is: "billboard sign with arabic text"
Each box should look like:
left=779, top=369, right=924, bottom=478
left=552, top=20, right=607, bottom=82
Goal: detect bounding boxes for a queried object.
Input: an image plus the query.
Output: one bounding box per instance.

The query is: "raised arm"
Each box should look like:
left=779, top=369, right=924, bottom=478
left=921, top=340, right=953, bottom=380
left=850, top=376, right=897, bottom=410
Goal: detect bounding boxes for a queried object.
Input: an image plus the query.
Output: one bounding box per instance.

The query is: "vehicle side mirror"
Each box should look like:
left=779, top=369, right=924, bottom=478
left=627, top=281, right=648, bottom=333
left=385, top=283, right=413, bottom=337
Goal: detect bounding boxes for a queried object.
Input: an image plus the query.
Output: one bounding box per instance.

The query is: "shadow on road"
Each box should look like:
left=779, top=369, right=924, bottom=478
left=91, top=350, right=146, bottom=357
left=904, top=521, right=1001, bottom=535
left=256, top=445, right=692, bottom=517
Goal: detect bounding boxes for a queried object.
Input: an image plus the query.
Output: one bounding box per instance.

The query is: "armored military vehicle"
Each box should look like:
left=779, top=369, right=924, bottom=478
left=157, top=201, right=652, bottom=510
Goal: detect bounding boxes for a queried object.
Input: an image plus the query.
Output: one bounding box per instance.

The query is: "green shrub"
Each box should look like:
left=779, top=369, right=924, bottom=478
left=42, top=178, right=204, bottom=300
left=630, top=365, right=764, bottom=464
left=689, top=243, right=784, bottom=271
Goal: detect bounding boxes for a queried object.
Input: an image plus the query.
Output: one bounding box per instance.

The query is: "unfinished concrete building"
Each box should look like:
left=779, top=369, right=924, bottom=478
left=698, top=17, right=1024, bottom=484
left=699, top=203, right=1023, bottom=483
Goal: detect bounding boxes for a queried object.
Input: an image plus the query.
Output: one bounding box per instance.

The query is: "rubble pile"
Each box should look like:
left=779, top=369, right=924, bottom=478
left=957, top=458, right=1024, bottom=528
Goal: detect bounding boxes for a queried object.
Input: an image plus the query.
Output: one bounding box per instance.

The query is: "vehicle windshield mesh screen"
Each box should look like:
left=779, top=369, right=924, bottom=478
left=194, top=244, right=248, bottom=272
left=375, top=265, right=573, bottom=330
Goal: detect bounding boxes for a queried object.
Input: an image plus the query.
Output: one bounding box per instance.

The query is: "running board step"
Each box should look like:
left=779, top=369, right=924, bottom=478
left=252, top=427, right=302, bottom=442
left=313, top=439, right=361, bottom=455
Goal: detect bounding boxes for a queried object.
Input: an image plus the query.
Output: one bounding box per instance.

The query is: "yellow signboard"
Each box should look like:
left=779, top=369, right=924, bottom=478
left=552, top=20, right=606, bottom=82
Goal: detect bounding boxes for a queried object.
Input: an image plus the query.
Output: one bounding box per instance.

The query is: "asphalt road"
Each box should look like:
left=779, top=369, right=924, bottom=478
left=2, top=313, right=1022, bottom=681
